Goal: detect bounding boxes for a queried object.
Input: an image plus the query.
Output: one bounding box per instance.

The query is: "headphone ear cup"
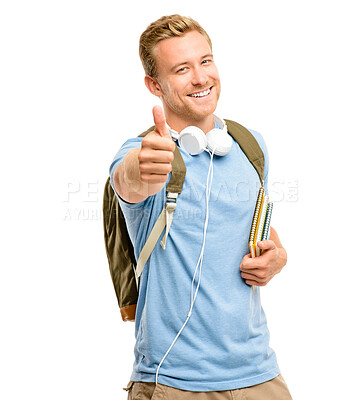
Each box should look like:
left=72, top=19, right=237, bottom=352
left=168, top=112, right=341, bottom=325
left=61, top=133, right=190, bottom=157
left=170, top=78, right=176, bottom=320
left=206, top=128, right=233, bottom=156
left=179, top=126, right=207, bottom=155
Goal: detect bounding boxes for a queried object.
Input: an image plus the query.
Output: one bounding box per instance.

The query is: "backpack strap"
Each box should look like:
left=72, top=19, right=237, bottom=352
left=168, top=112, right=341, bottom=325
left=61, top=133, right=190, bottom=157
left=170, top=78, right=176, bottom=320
left=133, top=127, right=186, bottom=281
left=225, top=119, right=265, bottom=185
left=135, top=197, right=172, bottom=279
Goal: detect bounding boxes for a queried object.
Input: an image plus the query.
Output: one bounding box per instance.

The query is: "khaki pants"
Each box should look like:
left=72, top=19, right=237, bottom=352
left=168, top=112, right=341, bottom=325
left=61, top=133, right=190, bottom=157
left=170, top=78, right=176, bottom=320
left=124, top=374, right=292, bottom=399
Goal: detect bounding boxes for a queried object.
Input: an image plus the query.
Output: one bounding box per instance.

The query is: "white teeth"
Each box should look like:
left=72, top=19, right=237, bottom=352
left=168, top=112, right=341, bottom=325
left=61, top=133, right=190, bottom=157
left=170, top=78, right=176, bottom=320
left=190, top=88, right=211, bottom=98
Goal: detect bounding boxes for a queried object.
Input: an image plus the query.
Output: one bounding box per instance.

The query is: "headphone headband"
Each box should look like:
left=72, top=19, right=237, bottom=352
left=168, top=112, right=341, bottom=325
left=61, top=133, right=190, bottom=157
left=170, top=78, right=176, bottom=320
left=165, top=116, right=231, bottom=156
left=166, top=116, right=227, bottom=141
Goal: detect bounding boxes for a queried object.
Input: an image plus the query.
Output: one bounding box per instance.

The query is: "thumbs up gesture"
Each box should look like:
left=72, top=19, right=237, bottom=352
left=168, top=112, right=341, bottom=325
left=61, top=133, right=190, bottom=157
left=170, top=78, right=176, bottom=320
left=138, top=106, right=176, bottom=184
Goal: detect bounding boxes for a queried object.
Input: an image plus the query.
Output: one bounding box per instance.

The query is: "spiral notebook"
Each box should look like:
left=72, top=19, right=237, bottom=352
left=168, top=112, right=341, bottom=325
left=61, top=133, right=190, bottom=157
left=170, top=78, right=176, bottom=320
left=249, top=188, right=273, bottom=258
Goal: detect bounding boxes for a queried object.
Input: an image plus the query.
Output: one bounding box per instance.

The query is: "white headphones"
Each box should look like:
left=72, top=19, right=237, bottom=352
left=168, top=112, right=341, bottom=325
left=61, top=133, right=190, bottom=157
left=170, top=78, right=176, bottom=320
left=167, top=116, right=232, bottom=156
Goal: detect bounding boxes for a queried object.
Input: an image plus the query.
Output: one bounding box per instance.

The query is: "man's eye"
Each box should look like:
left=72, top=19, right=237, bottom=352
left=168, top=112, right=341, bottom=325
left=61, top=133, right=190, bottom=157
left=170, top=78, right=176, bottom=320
left=202, top=59, right=211, bottom=65
left=177, top=67, right=187, bottom=73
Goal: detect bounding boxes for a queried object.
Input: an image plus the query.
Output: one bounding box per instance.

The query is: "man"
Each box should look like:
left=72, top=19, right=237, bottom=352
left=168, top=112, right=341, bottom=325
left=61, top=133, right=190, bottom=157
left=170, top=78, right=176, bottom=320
left=110, top=14, right=292, bottom=400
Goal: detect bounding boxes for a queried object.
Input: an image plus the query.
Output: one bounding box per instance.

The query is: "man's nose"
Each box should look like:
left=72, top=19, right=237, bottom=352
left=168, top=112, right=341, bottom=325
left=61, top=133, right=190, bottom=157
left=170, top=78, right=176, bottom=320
left=191, top=66, right=208, bottom=86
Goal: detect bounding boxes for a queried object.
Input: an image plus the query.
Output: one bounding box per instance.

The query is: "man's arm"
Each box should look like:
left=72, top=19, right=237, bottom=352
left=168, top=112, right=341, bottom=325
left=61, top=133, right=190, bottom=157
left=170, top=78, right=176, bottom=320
left=239, top=226, right=288, bottom=286
left=113, top=106, right=175, bottom=204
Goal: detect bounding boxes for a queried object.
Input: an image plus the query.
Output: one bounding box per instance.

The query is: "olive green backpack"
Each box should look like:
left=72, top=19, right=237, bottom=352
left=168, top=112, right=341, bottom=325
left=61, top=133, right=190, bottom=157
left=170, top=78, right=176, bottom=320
left=103, top=119, right=265, bottom=321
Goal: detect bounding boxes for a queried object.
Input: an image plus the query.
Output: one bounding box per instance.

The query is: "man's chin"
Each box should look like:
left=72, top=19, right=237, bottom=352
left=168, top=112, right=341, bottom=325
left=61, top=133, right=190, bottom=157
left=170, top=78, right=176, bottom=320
left=164, top=99, right=218, bottom=125
left=185, top=94, right=219, bottom=120
left=188, top=104, right=218, bottom=121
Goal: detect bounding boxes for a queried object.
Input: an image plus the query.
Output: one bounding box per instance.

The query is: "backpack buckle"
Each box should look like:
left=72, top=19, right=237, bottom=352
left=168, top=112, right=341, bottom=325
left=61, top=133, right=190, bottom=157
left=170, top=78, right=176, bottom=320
left=160, top=192, right=178, bottom=249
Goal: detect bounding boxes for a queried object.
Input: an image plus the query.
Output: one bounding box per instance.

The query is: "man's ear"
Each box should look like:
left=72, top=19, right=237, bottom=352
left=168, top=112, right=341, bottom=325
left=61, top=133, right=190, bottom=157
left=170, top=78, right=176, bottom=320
left=144, top=75, right=162, bottom=97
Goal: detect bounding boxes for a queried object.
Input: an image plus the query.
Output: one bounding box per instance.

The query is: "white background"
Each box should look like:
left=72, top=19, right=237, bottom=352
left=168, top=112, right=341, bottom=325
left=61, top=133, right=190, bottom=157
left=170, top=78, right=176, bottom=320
left=1, top=0, right=361, bottom=399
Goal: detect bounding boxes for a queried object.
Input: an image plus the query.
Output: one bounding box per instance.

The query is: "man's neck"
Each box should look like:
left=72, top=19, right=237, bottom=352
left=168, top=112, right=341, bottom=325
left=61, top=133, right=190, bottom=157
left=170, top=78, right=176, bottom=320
left=165, top=113, right=215, bottom=134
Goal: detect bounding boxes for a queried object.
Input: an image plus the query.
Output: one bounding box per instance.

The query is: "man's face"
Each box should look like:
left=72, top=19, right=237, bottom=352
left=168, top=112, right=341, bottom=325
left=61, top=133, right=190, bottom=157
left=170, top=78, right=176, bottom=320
left=153, top=30, right=221, bottom=125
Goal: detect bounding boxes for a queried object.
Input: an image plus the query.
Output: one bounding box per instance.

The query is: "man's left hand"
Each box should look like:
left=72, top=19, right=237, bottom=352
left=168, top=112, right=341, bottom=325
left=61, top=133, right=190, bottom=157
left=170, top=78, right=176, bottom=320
left=239, top=240, right=287, bottom=287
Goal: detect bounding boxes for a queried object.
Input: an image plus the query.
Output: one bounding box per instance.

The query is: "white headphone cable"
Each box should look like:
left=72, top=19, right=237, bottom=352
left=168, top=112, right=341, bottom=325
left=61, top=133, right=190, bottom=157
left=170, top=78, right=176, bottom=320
left=190, top=148, right=214, bottom=304
left=155, top=148, right=215, bottom=385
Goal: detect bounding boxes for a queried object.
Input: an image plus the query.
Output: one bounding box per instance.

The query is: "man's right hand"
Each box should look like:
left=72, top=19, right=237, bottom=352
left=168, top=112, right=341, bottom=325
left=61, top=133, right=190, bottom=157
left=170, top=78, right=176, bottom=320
left=114, top=106, right=175, bottom=203
left=138, top=105, right=175, bottom=184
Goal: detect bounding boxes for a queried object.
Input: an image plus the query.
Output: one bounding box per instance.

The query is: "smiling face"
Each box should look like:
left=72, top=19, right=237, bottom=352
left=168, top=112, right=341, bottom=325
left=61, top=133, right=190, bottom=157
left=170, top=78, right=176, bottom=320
left=146, top=30, right=221, bottom=132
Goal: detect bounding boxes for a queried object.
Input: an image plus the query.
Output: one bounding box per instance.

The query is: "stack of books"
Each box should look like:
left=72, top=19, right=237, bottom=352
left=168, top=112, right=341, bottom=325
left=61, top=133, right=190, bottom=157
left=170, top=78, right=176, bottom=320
left=249, top=187, right=273, bottom=258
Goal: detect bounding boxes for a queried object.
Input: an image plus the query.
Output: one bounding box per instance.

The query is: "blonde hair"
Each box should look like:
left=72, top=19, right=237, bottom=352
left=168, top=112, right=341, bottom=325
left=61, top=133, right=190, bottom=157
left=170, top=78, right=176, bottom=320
left=139, top=14, right=212, bottom=78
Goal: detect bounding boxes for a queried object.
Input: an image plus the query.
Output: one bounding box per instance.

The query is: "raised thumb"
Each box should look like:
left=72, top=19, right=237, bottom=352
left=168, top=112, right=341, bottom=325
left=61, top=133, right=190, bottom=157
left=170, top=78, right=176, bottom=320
left=152, top=105, right=170, bottom=138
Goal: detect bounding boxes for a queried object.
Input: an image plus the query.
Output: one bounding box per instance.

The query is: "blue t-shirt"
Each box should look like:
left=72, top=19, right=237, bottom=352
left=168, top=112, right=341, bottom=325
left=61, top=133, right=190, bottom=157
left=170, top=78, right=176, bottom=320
left=109, top=123, right=280, bottom=391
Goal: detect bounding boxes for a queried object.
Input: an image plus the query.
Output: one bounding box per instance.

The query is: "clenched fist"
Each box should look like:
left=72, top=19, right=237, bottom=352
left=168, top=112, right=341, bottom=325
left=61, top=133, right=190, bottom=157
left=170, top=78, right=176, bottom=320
left=138, top=106, right=176, bottom=184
